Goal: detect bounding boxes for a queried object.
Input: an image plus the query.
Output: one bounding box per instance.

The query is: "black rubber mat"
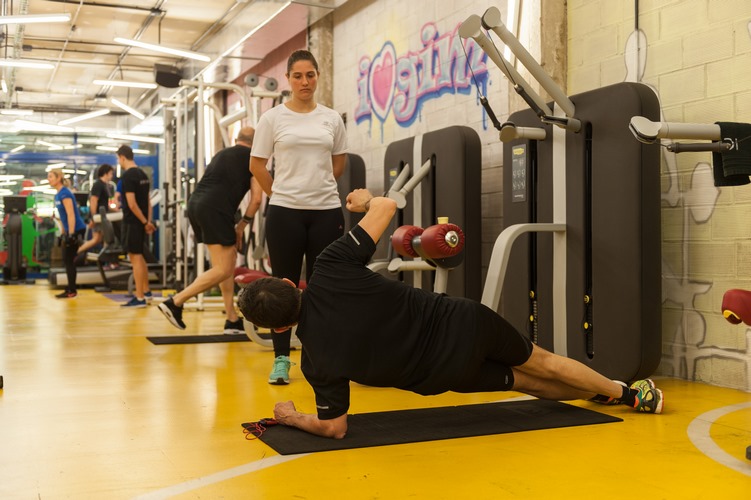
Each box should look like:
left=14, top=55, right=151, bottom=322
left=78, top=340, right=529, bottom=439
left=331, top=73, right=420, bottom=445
left=246, top=398, right=622, bottom=455
left=147, top=334, right=250, bottom=344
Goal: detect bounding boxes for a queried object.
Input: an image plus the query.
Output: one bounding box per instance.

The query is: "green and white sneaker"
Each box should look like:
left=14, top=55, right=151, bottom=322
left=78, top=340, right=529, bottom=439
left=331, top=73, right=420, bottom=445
left=268, top=355, right=294, bottom=385
left=630, top=379, right=664, bottom=414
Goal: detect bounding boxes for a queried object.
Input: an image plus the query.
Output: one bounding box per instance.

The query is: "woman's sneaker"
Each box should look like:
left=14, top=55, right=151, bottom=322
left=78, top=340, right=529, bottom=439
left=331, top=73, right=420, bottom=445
left=268, top=355, right=294, bottom=385
left=630, top=379, right=664, bottom=414
left=158, top=297, right=185, bottom=330
left=224, top=318, right=245, bottom=334
left=55, top=290, right=77, bottom=299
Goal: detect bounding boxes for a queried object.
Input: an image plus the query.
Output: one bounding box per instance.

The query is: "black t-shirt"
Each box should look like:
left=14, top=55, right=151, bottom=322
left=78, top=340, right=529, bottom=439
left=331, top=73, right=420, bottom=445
left=190, top=145, right=252, bottom=215
left=120, top=167, right=150, bottom=224
left=89, top=179, right=111, bottom=215
left=297, top=225, right=479, bottom=420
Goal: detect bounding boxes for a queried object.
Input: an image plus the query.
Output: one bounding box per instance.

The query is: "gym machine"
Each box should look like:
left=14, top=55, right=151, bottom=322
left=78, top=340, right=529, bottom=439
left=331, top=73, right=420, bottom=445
left=460, top=7, right=662, bottom=382
left=1, top=195, right=35, bottom=284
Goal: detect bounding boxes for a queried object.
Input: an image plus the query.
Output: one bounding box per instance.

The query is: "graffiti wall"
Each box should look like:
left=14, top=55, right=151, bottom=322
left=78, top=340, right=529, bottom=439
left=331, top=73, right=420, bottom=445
left=333, top=0, right=523, bottom=197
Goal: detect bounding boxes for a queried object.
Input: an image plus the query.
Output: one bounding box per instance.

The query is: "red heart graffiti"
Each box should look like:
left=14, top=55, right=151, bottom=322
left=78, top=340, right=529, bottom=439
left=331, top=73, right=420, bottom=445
left=368, top=42, right=396, bottom=121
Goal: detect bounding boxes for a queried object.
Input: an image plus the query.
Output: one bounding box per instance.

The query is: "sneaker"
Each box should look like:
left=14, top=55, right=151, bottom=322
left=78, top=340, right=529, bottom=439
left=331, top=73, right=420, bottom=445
left=630, top=379, right=664, bottom=414
left=144, top=291, right=153, bottom=303
left=55, top=290, right=77, bottom=299
left=268, top=355, right=295, bottom=385
left=589, top=380, right=627, bottom=405
left=121, top=296, right=147, bottom=308
left=224, top=318, right=245, bottom=334
left=158, top=298, right=186, bottom=330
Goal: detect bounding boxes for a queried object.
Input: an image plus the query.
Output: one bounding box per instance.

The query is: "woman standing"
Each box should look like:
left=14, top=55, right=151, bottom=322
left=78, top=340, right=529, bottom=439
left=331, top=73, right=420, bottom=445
left=250, top=49, right=348, bottom=385
left=48, top=169, right=87, bottom=298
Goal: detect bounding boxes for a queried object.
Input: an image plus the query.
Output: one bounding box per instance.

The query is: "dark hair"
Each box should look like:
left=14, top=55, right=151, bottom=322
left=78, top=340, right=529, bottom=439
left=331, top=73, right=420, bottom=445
left=97, top=163, right=114, bottom=178
left=237, top=277, right=301, bottom=329
left=116, top=145, right=134, bottom=160
left=286, top=49, right=319, bottom=74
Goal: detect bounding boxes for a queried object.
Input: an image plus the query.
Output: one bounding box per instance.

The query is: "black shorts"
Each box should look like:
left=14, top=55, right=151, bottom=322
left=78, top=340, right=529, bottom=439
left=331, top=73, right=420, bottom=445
left=451, top=304, right=533, bottom=393
left=187, top=199, right=235, bottom=246
left=121, top=222, right=146, bottom=255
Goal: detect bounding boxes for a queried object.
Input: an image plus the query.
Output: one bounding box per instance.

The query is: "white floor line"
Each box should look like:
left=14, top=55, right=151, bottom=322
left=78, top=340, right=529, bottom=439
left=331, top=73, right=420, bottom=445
left=686, top=402, right=751, bottom=477
left=131, top=453, right=308, bottom=500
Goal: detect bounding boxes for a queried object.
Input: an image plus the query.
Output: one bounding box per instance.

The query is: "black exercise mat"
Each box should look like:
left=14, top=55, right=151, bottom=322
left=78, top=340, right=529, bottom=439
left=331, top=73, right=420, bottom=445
left=147, top=334, right=250, bottom=345
left=248, top=399, right=622, bottom=455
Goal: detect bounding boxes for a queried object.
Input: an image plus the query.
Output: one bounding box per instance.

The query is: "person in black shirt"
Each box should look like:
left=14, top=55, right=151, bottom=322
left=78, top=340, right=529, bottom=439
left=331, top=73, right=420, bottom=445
left=78, top=163, right=115, bottom=256
left=238, top=189, right=664, bottom=439
left=158, top=127, right=262, bottom=332
left=118, top=145, right=155, bottom=308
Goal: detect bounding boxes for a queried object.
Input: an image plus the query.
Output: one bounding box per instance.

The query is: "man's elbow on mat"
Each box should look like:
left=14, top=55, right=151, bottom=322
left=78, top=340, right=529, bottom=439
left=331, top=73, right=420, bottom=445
left=320, top=414, right=348, bottom=439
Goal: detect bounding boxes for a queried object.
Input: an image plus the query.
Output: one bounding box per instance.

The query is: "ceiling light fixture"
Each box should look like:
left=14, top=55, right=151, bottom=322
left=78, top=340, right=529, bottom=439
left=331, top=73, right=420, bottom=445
left=0, top=59, right=55, bottom=69
left=106, top=133, right=164, bottom=145
left=36, top=140, right=64, bottom=150
left=45, top=163, right=67, bottom=171
left=14, top=119, right=74, bottom=132
left=0, top=13, right=71, bottom=25
left=0, top=108, right=33, bottom=116
left=93, top=79, right=158, bottom=90
left=110, top=98, right=145, bottom=120
left=114, top=37, right=211, bottom=62
left=58, top=108, right=110, bottom=126
left=96, top=145, right=149, bottom=154
left=9, top=145, right=25, bottom=153
left=0, top=79, right=7, bottom=93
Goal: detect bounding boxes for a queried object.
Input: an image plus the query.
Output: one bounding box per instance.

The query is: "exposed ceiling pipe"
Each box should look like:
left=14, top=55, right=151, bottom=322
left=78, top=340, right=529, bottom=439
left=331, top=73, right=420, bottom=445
left=95, top=0, right=167, bottom=98
left=133, top=0, right=255, bottom=113
left=43, top=0, right=165, bottom=15
left=190, top=0, right=253, bottom=51
left=45, top=0, right=86, bottom=94
left=5, top=0, right=30, bottom=109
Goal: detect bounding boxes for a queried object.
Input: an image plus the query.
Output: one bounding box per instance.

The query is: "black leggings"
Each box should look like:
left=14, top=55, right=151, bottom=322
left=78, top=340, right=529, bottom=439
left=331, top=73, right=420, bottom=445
left=62, top=230, right=85, bottom=293
left=265, top=206, right=344, bottom=357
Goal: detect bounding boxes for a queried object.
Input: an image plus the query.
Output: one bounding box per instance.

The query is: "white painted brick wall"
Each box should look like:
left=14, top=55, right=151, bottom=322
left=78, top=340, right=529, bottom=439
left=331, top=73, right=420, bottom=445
left=569, top=0, right=751, bottom=390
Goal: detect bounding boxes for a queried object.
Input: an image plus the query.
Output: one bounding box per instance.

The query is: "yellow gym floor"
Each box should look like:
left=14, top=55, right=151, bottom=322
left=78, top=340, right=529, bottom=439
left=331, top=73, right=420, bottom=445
left=1, top=283, right=749, bottom=499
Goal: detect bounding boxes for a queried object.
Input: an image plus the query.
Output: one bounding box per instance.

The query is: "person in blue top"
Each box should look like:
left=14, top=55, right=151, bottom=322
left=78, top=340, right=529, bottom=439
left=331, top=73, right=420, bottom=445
left=48, top=168, right=87, bottom=298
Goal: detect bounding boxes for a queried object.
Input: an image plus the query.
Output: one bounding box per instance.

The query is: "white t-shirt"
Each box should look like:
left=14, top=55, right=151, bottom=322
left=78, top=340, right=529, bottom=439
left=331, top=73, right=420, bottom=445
left=253, top=103, right=348, bottom=210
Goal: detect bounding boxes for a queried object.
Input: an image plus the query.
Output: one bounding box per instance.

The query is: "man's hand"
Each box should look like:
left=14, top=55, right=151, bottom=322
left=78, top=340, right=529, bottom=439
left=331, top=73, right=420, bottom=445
left=273, top=401, right=298, bottom=424
left=346, top=188, right=374, bottom=213
left=272, top=400, right=348, bottom=439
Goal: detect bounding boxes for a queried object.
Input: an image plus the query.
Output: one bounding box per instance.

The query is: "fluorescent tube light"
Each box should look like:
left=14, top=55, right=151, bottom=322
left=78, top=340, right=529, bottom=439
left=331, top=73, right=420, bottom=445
left=36, top=140, right=64, bottom=150
left=58, top=108, right=110, bottom=126
left=10, top=145, right=25, bottom=153
left=106, top=133, right=164, bottom=144
left=0, top=108, right=33, bottom=116
left=0, top=59, right=55, bottom=69
left=110, top=98, right=145, bottom=120
left=0, top=14, right=71, bottom=25
left=97, top=145, right=149, bottom=155
left=93, top=79, right=157, bottom=90
left=14, top=119, right=74, bottom=132
left=114, top=37, right=211, bottom=62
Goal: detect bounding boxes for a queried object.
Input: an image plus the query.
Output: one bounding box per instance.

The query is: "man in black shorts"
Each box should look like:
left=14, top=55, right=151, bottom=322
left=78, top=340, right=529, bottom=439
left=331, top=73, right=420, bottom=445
left=159, top=127, right=262, bottom=332
left=119, top=145, right=155, bottom=308
left=238, top=189, right=664, bottom=439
